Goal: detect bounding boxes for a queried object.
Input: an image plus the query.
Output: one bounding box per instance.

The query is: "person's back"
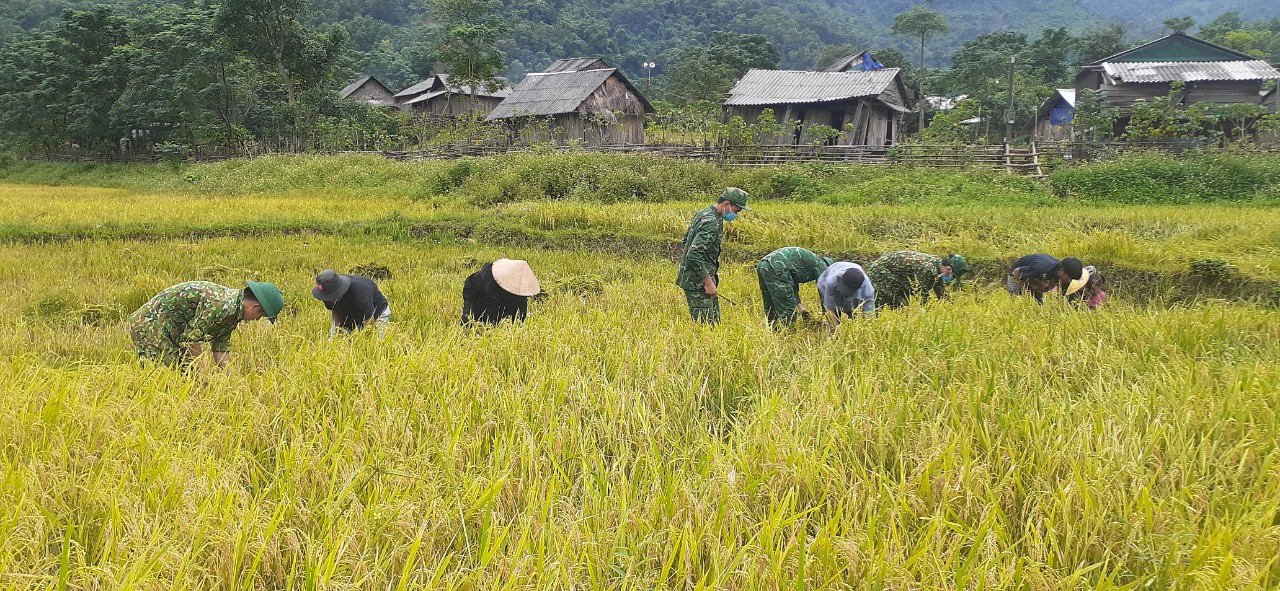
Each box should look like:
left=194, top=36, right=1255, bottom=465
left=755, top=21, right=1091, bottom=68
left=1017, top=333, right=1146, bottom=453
left=463, top=259, right=540, bottom=326
left=130, top=281, right=242, bottom=350
left=325, top=275, right=389, bottom=331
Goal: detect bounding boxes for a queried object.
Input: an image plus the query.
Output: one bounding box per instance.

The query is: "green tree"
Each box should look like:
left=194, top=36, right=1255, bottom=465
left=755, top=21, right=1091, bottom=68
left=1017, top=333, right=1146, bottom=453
left=1074, top=24, right=1126, bottom=68
left=1163, top=16, right=1195, bottom=33
left=423, top=0, right=506, bottom=105
left=812, top=43, right=859, bottom=70
left=1197, top=12, right=1245, bottom=44
left=892, top=6, right=949, bottom=133
left=1024, top=27, right=1073, bottom=84
left=707, top=31, right=780, bottom=74
left=216, top=0, right=307, bottom=105
left=662, top=32, right=779, bottom=104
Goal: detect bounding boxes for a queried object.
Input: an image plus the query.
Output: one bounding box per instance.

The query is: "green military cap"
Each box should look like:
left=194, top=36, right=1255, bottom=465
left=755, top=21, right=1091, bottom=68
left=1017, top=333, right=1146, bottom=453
left=720, top=187, right=751, bottom=210
left=942, top=254, right=970, bottom=277
left=245, top=280, right=285, bottom=323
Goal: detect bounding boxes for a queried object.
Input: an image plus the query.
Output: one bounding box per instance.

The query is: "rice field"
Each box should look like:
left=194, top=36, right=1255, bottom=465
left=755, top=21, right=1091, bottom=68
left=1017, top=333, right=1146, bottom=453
left=1, top=170, right=1279, bottom=590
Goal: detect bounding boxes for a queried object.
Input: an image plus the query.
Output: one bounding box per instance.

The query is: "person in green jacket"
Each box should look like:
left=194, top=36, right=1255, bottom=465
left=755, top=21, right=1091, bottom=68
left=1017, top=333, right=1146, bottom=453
left=129, top=280, right=284, bottom=368
left=755, top=246, right=832, bottom=326
left=675, top=187, right=750, bottom=324
left=865, top=251, right=969, bottom=309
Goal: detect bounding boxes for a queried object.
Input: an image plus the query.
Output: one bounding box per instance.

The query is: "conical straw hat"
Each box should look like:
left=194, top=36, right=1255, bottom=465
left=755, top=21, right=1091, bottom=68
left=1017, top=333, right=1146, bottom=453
left=1065, top=267, right=1092, bottom=296
left=492, top=259, right=541, bottom=296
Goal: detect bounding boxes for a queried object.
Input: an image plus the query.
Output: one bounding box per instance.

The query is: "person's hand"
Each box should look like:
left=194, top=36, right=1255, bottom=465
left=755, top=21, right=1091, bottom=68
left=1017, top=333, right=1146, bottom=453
left=703, top=277, right=718, bottom=297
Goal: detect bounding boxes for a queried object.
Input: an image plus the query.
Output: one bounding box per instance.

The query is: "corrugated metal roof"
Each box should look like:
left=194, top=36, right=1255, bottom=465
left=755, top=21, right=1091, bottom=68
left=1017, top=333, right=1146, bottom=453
left=487, top=69, right=615, bottom=120
left=395, top=75, right=511, bottom=99
left=1103, top=60, right=1280, bottom=83
left=724, top=69, right=902, bottom=106
left=395, top=78, right=437, bottom=98
left=1092, top=32, right=1258, bottom=65
left=405, top=86, right=512, bottom=105
left=543, top=57, right=609, bottom=73
left=1058, top=88, right=1076, bottom=106
left=822, top=52, right=867, bottom=72
left=403, top=90, right=449, bottom=105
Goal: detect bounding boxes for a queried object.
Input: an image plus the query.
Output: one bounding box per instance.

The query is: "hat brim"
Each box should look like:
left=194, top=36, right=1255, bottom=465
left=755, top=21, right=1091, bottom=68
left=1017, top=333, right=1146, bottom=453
left=492, top=259, right=541, bottom=297
left=245, top=280, right=285, bottom=321
left=1065, top=268, right=1091, bottom=296
left=311, top=274, right=351, bottom=302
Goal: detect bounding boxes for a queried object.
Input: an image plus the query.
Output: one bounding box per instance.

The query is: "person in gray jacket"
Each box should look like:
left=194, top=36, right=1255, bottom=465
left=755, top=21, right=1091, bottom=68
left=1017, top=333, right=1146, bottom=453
left=816, top=261, right=875, bottom=329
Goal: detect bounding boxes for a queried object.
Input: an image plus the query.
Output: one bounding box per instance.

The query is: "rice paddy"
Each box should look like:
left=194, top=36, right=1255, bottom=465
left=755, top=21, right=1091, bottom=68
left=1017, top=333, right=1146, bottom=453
left=1, top=157, right=1278, bottom=589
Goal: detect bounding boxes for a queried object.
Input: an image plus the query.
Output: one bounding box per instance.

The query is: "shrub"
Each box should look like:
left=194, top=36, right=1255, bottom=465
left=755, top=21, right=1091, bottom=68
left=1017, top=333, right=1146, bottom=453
left=1048, top=152, right=1280, bottom=203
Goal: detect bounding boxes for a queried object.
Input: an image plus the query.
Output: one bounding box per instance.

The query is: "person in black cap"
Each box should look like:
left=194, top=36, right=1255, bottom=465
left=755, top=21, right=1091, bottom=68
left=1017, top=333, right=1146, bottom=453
left=1007, top=254, right=1083, bottom=304
left=312, top=269, right=390, bottom=338
left=816, top=261, right=876, bottom=329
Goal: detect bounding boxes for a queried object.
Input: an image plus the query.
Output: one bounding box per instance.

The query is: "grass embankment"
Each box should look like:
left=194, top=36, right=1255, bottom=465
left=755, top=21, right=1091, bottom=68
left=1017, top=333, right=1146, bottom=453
left=3, top=151, right=1278, bottom=304
left=2, top=236, right=1278, bottom=589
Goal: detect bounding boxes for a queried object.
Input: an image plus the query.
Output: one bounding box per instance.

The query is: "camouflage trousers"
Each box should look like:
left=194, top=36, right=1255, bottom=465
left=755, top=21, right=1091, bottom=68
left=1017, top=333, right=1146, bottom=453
left=756, top=260, right=800, bottom=325
left=683, top=287, right=720, bottom=325
left=129, top=322, right=187, bottom=366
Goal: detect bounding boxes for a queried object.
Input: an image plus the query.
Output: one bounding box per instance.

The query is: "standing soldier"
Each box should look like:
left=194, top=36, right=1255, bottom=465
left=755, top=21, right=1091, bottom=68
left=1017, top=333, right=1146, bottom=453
left=755, top=246, right=832, bottom=326
left=129, top=280, right=284, bottom=368
left=675, top=187, right=750, bottom=324
left=865, top=251, right=968, bottom=309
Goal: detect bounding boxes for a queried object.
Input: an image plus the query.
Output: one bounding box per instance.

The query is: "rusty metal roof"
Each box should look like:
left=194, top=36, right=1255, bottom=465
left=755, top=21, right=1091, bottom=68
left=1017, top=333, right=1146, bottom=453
left=486, top=69, right=615, bottom=119
left=1102, top=60, right=1280, bottom=83
left=724, top=68, right=902, bottom=106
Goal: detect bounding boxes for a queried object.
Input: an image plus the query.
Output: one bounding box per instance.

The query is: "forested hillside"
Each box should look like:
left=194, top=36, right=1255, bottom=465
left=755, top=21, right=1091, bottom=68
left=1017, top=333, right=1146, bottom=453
left=4, top=0, right=1278, bottom=80
left=0, top=0, right=1276, bottom=157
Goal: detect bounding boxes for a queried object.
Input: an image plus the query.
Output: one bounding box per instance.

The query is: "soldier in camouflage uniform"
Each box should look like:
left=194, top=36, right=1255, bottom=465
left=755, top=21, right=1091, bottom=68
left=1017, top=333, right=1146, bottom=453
left=675, top=187, right=750, bottom=324
left=129, top=280, right=284, bottom=368
left=865, top=251, right=969, bottom=309
left=755, top=246, right=832, bottom=326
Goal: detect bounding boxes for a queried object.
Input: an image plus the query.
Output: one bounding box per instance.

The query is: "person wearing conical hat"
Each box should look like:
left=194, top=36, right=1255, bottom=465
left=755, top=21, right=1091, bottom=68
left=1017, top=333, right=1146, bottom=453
left=312, top=269, right=390, bottom=338
left=462, top=258, right=541, bottom=326
left=129, top=280, right=284, bottom=368
left=1065, top=265, right=1107, bottom=311
left=675, top=187, right=750, bottom=325
left=1007, top=254, right=1083, bottom=304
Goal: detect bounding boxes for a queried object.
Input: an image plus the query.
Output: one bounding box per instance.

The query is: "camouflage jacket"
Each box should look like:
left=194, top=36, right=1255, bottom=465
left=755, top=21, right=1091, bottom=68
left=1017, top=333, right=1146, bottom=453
left=129, top=281, right=244, bottom=352
left=866, top=251, right=946, bottom=306
left=758, top=247, right=830, bottom=286
left=675, top=206, right=724, bottom=290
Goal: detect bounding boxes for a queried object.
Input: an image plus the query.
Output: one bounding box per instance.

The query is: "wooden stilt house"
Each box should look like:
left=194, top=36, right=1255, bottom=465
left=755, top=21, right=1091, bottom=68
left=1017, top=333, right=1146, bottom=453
left=338, top=76, right=396, bottom=107
left=722, top=68, right=910, bottom=146
left=486, top=58, right=654, bottom=145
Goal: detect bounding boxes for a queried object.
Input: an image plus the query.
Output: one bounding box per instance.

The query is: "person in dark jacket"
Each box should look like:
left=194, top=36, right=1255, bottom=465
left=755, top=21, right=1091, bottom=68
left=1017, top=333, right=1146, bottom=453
left=462, top=258, right=541, bottom=326
left=1007, top=254, right=1083, bottom=304
left=312, top=269, right=390, bottom=338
